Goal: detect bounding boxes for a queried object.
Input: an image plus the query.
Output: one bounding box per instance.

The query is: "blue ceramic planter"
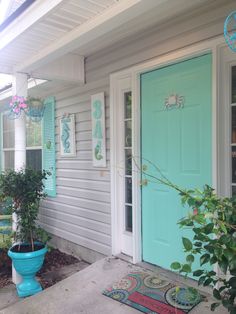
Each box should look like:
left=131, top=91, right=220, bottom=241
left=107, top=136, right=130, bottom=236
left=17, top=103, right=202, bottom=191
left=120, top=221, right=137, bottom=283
left=8, top=243, right=47, bottom=297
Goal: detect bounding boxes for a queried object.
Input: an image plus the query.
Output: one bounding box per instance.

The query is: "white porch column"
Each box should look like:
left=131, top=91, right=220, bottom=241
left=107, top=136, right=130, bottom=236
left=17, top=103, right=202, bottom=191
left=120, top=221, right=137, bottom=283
left=12, top=72, right=28, bottom=284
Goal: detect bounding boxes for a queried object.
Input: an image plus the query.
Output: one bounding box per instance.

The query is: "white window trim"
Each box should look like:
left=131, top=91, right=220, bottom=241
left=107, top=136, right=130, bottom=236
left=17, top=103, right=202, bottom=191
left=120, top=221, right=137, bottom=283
left=110, top=35, right=224, bottom=264
left=217, top=46, right=236, bottom=197
left=26, top=146, right=42, bottom=150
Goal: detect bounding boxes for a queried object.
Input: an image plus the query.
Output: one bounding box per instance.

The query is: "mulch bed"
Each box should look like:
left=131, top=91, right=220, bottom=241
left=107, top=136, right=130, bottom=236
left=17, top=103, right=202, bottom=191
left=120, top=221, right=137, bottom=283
left=0, top=248, right=79, bottom=289
left=0, top=249, right=12, bottom=289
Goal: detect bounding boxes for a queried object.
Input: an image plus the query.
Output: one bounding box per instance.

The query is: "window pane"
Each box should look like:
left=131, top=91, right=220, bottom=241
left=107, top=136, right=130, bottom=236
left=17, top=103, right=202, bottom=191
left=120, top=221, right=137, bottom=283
left=3, top=115, right=14, bottom=148
left=26, top=118, right=42, bottom=147
left=232, top=66, right=236, bottom=103
left=4, top=151, right=14, bottom=170
left=26, top=150, right=42, bottom=171
left=124, top=92, right=132, bottom=119
left=125, top=149, right=132, bottom=175
left=232, top=186, right=236, bottom=197
left=125, top=177, right=132, bottom=204
left=232, top=146, right=236, bottom=183
left=125, top=205, right=132, bottom=232
left=124, top=120, right=132, bottom=147
left=232, top=106, right=236, bottom=143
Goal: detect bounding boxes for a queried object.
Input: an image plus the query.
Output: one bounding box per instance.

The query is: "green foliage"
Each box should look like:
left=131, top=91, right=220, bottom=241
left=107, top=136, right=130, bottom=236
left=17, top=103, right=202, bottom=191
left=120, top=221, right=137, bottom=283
left=0, top=168, right=51, bottom=251
left=0, top=197, right=13, bottom=215
left=0, top=232, right=13, bottom=249
left=171, top=185, right=236, bottom=312
left=140, top=161, right=236, bottom=312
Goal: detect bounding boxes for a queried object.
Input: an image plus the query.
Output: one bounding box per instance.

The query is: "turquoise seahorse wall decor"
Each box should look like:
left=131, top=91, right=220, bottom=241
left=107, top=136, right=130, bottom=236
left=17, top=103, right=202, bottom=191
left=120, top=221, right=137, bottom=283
left=61, top=117, right=71, bottom=153
left=94, top=140, right=103, bottom=160
left=91, top=93, right=106, bottom=166
left=93, top=100, right=102, bottom=119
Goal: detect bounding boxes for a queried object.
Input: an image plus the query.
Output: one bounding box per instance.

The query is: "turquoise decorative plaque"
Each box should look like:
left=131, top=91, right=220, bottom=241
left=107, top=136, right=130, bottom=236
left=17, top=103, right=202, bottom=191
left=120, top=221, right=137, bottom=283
left=59, top=114, right=76, bottom=157
left=224, top=11, right=236, bottom=52
left=91, top=92, right=106, bottom=167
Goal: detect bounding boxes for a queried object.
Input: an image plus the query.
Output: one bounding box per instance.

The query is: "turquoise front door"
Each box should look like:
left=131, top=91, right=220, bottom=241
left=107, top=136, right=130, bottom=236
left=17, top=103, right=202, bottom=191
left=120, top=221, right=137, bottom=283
left=141, top=54, right=212, bottom=269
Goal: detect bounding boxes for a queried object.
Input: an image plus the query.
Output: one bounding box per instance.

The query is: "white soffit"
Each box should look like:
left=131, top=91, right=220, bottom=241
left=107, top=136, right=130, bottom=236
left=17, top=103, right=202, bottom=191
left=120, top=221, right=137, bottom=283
left=0, top=0, right=122, bottom=73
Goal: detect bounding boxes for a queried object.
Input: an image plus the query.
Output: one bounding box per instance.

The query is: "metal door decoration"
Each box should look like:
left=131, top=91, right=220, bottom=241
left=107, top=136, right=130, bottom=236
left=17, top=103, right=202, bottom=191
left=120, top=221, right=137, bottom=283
left=164, top=93, right=185, bottom=110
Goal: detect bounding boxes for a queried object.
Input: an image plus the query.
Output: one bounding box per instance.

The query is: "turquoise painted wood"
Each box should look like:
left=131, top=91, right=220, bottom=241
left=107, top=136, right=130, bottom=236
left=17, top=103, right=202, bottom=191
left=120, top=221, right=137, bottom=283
left=141, top=54, right=212, bottom=270
left=42, top=96, right=56, bottom=197
left=0, top=114, right=2, bottom=173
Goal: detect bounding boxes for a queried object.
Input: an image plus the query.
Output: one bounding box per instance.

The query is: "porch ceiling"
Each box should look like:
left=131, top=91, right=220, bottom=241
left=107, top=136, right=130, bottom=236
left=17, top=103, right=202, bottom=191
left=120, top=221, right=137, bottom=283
left=0, top=0, right=224, bottom=78
left=0, top=0, right=121, bottom=74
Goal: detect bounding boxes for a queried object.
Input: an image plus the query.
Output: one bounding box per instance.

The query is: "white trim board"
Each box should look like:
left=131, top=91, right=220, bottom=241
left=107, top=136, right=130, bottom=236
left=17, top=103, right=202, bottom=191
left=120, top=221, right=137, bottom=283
left=110, top=35, right=226, bottom=264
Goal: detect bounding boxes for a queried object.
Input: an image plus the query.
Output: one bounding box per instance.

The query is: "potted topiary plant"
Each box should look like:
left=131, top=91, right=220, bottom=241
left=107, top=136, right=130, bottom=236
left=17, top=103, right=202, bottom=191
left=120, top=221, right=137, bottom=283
left=0, top=168, right=50, bottom=297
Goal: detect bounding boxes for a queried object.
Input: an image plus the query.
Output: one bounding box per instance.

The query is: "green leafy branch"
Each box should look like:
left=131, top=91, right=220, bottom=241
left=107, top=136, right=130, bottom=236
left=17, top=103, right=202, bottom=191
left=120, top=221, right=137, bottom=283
left=139, top=159, right=236, bottom=313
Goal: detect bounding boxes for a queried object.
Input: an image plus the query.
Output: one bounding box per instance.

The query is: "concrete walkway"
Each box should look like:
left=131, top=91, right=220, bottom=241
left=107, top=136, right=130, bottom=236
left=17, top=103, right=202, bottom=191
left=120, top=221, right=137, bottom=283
left=0, top=257, right=228, bottom=314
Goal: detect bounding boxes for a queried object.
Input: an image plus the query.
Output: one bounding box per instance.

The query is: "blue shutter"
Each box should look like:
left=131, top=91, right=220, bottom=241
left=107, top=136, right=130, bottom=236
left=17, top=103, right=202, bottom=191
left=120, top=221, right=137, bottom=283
left=42, top=96, right=56, bottom=197
left=0, top=114, right=2, bottom=173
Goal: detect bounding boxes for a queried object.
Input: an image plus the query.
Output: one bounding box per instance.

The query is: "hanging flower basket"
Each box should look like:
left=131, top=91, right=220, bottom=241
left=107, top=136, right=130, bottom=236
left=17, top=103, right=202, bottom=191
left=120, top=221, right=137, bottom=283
left=25, top=97, right=45, bottom=122
left=7, top=96, right=45, bottom=122
left=8, top=95, right=28, bottom=119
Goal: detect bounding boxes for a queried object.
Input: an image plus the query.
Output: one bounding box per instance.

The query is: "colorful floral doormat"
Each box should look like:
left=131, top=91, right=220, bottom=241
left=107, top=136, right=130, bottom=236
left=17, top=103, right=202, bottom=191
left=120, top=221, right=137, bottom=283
left=103, top=271, right=202, bottom=314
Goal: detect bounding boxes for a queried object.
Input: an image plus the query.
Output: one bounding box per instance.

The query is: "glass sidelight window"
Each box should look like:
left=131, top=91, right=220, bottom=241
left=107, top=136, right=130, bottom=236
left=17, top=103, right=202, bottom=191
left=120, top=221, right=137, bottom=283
left=124, top=91, right=133, bottom=232
left=111, top=74, right=134, bottom=257
left=231, top=66, right=236, bottom=196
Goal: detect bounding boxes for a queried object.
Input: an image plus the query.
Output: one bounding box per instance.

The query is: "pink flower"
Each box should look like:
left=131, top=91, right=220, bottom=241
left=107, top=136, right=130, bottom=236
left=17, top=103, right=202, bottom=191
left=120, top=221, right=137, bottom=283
left=9, top=95, right=27, bottom=115
left=13, top=108, right=20, bottom=113
left=19, top=103, right=27, bottom=109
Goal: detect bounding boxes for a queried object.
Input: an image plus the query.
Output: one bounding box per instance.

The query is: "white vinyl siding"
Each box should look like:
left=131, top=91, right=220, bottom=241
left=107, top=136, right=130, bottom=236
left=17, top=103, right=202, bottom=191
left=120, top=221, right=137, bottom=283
left=39, top=79, right=111, bottom=255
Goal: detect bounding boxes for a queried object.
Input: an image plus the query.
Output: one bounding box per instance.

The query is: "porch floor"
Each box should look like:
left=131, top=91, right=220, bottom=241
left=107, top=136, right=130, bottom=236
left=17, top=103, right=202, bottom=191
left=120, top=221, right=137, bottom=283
left=0, top=257, right=228, bottom=314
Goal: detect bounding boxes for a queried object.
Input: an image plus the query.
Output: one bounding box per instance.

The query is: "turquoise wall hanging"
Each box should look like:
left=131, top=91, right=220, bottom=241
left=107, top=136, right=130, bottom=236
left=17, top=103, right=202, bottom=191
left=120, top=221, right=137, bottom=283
left=59, top=113, right=76, bottom=157
left=91, top=92, right=106, bottom=167
left=224, top=11, right=236, bottom=52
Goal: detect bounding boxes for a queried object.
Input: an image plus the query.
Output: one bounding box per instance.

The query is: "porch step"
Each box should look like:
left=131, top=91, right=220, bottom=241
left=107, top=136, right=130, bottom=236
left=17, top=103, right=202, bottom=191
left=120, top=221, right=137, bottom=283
left=0, top=257, right=228, bottom=314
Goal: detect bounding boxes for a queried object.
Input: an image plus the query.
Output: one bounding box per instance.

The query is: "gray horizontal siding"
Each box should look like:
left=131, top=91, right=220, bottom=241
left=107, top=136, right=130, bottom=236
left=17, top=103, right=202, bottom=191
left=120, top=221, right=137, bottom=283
left=39, top=208, right=110, bottom=234
left=39, top=74, right=112, bottom=255
left=57, top=169, right=110, bottom=181
left=39, top=221, right=111, bottom=255
left=42, top=199, right=110, bottom=223
left=39, top=0, right=234, bottom=257
left=57, top=176, right=110, bottom=192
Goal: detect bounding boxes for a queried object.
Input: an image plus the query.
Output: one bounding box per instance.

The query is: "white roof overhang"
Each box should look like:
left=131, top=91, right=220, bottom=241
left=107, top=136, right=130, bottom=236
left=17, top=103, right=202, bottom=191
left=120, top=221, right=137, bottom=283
left=0, top=0, right=218, bottom=82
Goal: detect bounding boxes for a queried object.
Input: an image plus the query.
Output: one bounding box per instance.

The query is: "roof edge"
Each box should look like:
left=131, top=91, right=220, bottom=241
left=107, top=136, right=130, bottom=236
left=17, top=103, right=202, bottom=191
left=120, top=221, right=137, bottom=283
left=0, top=0, right=36, bottom=32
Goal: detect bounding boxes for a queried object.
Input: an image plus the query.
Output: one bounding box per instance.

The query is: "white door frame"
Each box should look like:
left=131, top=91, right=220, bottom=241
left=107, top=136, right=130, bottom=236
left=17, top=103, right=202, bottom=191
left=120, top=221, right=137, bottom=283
left=110, top=73, right=134, bottom=257
left=110, top=35, right=226, bottom=264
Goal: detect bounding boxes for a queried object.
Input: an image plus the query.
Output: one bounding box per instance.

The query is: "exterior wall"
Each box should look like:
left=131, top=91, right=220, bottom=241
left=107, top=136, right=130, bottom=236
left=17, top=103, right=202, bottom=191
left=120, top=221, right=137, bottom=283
left=39, top=78, right=111, bottom=257
left=39, top=0, right=235, bottom=261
